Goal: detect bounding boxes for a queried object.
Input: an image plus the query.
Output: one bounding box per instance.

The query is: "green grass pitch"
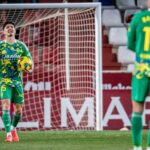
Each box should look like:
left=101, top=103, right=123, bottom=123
left=0, top=131, right=148, bottom=150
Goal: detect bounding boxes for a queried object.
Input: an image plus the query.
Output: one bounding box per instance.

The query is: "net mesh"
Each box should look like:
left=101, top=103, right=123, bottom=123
left=0, top=6, right=97, bottom=130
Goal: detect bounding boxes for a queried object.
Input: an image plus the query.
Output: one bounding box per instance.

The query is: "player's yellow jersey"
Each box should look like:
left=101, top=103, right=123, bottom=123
left=127, top=10, right=150, bottom=78
left=0, top=40, right=32, bottom=88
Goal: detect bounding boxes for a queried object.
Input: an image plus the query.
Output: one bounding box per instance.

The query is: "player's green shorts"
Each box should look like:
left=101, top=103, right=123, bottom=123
left=132, top=75, right=150, bottom=103
left=0, top=84, right=24, bottom=104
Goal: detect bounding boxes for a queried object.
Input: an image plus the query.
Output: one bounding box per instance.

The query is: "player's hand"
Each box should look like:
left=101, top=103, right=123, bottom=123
left=25, top=61, right=34, bottom=73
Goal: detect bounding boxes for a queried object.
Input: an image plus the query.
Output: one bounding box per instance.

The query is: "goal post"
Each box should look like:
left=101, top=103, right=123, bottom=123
left=0, top=3, right=103, bottom=131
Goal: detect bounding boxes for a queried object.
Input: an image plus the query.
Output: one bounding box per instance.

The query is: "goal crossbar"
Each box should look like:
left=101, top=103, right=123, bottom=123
left=0, top=3, right=100, bottom=9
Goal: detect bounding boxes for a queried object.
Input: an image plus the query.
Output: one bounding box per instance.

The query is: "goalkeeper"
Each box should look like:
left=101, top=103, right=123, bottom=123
left=128, top=0, right=150, bottom=150
left=0, top=21, right=33, bottom=142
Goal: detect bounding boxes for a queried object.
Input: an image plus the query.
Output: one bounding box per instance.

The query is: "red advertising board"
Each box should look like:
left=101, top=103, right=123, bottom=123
left=103, top=72, right=150, bottom=130
left=1, top=72, right=150, bottom=130
left=103, top=72, right=132, bottom=130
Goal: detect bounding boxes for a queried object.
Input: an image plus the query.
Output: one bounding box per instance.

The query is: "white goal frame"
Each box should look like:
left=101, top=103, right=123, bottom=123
left=0, top=3, right=102, bottom=131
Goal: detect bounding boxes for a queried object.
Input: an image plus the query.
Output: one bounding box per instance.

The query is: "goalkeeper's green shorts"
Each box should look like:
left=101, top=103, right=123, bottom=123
left=132, top=75, right=150, bottom=103
left=0, top=84, right=24, bottom=104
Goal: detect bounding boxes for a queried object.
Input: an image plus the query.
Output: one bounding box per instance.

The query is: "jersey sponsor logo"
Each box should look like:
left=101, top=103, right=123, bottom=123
left=0, top=54, right=21, bottom=60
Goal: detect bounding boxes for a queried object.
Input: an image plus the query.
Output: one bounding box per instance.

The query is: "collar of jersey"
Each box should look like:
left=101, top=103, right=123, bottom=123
left=4, top=40, right=17, bottom=45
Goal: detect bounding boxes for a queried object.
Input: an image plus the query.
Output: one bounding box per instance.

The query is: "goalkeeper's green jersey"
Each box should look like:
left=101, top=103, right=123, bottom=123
left=127, top=10, right=150, bottom=78
left=0, top=40, right=32, bottom=89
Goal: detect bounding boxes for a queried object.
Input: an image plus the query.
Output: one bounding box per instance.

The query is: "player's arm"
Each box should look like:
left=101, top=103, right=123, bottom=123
left=21, top=42, right=34, bottom=72
left=127, top=15, right=137, bottom=52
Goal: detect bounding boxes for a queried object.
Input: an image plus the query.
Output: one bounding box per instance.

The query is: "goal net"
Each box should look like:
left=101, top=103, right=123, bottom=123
left=0, top=3, right=102, bottom=130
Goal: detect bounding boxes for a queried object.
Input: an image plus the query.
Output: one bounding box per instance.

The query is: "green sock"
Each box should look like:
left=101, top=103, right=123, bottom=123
left=2, top=110, right=11, bottom=133
left=147, top=122, right=150, bottom=147
left=131, top=112, right=143, bottom=146
left=11, top=112, right=22, bottom=128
